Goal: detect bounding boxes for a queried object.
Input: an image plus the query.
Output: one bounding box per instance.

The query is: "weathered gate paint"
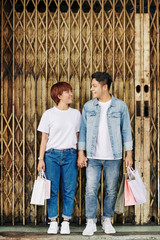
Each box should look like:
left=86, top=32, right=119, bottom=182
left=0, top=0, right=159, bottom=225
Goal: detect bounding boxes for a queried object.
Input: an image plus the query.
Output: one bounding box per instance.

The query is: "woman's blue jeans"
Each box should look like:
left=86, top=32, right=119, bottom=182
left=44, top=148, right=78, bottom=220
left=86, top=159, right=120, bottom=222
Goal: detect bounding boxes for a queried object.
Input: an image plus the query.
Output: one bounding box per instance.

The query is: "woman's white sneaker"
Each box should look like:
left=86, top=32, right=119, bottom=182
left=60, top=221, right=70, bottom=234
left=47, top=221, right=59, bottom=234
left=102, top=218, right=116, bottom=234
left=82, top=219, right=97, bottom=236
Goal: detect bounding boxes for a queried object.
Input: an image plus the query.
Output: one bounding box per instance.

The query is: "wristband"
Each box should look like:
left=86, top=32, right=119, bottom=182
left=38, top=157, right=44, bottom=161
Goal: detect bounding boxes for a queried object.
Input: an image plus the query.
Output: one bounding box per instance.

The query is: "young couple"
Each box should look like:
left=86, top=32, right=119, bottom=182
left=37, top=72, right=133, bottom=235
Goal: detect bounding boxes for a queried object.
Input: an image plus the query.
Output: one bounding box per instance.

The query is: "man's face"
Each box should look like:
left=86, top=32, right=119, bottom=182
left=91, top=78, right=105, bottom=99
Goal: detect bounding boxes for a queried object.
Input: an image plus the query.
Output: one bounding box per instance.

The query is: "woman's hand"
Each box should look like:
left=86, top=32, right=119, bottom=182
left=77, top=150, right=87, bottom=168
left=38, top=160, right=45, bottom=172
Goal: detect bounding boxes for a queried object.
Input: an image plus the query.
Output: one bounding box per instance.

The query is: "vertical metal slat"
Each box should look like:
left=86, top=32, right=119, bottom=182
left=1, top=0, right=4, bottom=226
left=23, top=0, right=26, bottom=226
left=157, top=0, right=160, bottom=224
left=35, top=0, right=38, bottom=226
left=12, top=0, right=15, bottom=226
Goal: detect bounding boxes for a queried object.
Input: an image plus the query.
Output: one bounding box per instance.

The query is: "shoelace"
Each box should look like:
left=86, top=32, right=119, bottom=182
left=62, top=222, right=69, bottom=226
left=86, top=222, right=94, bottom=228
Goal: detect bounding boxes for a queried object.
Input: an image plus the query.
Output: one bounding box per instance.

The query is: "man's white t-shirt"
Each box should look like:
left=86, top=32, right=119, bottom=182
left=37, top=107, right=81, bottom=151
left=93, top=100, right=114, bottom=160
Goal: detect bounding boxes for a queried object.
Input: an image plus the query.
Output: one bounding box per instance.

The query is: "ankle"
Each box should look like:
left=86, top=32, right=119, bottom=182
left=50, top=219, right=57, bottom=222
left=104, top=217, right=111, bottom=222
left=63, top=218, right=69, bottom=222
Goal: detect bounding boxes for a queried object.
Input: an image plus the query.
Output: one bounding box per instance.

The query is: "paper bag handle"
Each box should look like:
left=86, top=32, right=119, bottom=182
left=38, top=169, right=46, bottom=179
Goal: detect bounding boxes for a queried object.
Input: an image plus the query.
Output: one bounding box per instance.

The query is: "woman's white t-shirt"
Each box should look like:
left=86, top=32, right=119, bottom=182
left=37, top=107, right=81, bottom=151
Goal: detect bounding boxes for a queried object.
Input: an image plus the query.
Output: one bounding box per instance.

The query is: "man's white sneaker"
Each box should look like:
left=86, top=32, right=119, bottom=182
left=47, top=221, right=59, bottom=234
left=102, top=218, right=116, bottom=234
left=60, top=221, right=70, bottom=234
left=82, top=219, right=97, bottom=236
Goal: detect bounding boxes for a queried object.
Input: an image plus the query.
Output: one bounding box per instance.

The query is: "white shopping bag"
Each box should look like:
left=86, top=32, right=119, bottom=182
left=44, top=179, right=51, bottom=200
left=30, top=177, right=45, bottom=205
left=127, top=167, right=147, bottom=205
left=30, top=170, right=51, bottom=205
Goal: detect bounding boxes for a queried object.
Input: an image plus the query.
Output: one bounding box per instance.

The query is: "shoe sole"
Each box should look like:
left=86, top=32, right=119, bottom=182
left=82, top=233, right=94, bottom=236
left=47, top=229, right=59, bottom=234
left=102, top=227, right=116, bottom=234
left=82, top=230, right=97, bottom=236
left=60, top=230, right=70, bottom=235
left=103, top=229, right=116, bottom=234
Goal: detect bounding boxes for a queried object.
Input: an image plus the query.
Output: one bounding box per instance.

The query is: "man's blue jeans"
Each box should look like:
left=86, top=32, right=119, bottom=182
left=86, top=159, right=120, bottom=222
left=44, top=148, right=78, bottom=220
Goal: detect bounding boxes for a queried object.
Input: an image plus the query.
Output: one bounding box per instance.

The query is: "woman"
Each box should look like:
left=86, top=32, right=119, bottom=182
left=37, top=82, right=81, bottom=235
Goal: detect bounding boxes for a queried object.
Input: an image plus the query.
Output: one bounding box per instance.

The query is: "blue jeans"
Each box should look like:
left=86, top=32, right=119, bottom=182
left=44, top=148, right=78, bottom=220
left=86, top=159, right=120, bottom=222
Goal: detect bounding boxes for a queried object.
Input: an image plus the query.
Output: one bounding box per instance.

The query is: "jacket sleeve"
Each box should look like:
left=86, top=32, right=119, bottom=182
left=78, top=106, right=87, bottom=150
left=121, top=103, right=133, bottom=151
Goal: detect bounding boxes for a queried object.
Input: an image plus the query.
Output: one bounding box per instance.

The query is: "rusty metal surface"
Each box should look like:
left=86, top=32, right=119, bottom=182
left=0, top=0, right=159, bottom=225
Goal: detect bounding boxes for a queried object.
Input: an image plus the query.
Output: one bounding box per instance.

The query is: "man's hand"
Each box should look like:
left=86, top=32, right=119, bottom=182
left=38, top=160, right=45, bottom=172
left=77, top=150, right=87, bottom=168
left=125, top=150, right=133, bottom=168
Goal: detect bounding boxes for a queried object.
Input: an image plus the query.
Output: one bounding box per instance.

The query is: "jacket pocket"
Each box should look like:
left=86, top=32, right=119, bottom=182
left=110, top=112, right=121, bottom=118
left=87, top=111, right=96, bottom=117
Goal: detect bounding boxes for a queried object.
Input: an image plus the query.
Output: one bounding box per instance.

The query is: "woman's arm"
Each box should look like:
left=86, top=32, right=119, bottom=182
left=76, top=132, right=79, bottom=150
left=37, top=132, right=49, bottom=172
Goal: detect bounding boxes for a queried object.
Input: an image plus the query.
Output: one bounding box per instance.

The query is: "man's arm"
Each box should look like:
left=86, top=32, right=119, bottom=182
left=77, top=106, right=88, bottom=168
left=121, top=104, right=133, bottom=168
left=125, top=150, right=133, bottom=168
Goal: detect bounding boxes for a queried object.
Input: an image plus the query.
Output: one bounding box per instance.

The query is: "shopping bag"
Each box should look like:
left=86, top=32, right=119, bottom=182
left=44, top=178, right=51, bottom=200
left=115, top=174, right=128, bottom=214
left=124, top=179, right=136, bottom=206
left=30, top=177, right=45, bottom=205
left=127, top=167, right=146, bottom=205
left=30, top=170, right=51, bottom=205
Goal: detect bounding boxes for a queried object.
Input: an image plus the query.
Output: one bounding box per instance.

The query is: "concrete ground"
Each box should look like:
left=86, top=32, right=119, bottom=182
left=0, top=225, right=160, bottom=240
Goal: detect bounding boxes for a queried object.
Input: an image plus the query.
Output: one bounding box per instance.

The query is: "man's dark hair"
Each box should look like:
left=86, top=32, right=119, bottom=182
left=91, top=72, right=112, bottom=90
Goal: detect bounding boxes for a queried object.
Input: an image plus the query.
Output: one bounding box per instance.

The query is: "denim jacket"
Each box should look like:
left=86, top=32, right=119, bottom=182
left=78, top=95, right=133, bottom=159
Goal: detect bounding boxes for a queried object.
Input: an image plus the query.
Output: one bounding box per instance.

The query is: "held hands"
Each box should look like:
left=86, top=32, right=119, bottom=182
left=77, top=151, right=87, bottom=168
left=38, top=160, right=45, bottom=172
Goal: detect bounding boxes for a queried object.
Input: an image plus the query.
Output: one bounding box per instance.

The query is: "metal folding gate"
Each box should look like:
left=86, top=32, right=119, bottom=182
left=0, top=0, right=160, bottom=225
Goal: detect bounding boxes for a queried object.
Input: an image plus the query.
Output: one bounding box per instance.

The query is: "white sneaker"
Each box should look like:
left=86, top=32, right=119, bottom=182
left=102, top=218, right=116, bottom=234
left=82, top=219, right=97, bottom=236
left=47, top=221, right=59, bottom=234
left=60, top=221, right=70, bottom=234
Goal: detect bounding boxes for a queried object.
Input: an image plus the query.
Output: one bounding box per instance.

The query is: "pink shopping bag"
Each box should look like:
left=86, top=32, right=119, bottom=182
left=124, top=179, right=136, bottom=206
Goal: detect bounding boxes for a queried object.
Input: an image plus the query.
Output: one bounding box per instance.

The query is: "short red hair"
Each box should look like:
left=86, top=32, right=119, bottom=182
left=50, top=82, right=72, bottom=105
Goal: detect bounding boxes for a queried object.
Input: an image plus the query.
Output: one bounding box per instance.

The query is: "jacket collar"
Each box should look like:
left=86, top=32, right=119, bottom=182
left=93, top=94, right=116, bottom=107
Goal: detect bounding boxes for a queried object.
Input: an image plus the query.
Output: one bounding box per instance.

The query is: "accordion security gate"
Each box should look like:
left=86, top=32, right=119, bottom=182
left=0, top=0, right=160, bottom=225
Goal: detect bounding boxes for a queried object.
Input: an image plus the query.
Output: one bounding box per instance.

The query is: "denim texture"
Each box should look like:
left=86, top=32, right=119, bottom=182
left=44, top=148, right=78, bottom=220
left=86, top=159, right=120, bottom=221
left=78, top=95, right=133, bottom=159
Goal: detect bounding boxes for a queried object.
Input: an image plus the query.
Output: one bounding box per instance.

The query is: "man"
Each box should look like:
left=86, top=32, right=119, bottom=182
left=77, top=72, right=133, bottom=236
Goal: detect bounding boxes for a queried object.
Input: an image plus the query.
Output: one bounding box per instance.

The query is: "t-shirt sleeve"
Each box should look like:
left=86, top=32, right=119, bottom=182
left=75, top=111, right=81, bottom=133
left=37, top=111, right=49, bottom=134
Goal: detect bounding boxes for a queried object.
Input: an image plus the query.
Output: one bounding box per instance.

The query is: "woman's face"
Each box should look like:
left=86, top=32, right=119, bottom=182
left=58, top=90, right=73, bottom=105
